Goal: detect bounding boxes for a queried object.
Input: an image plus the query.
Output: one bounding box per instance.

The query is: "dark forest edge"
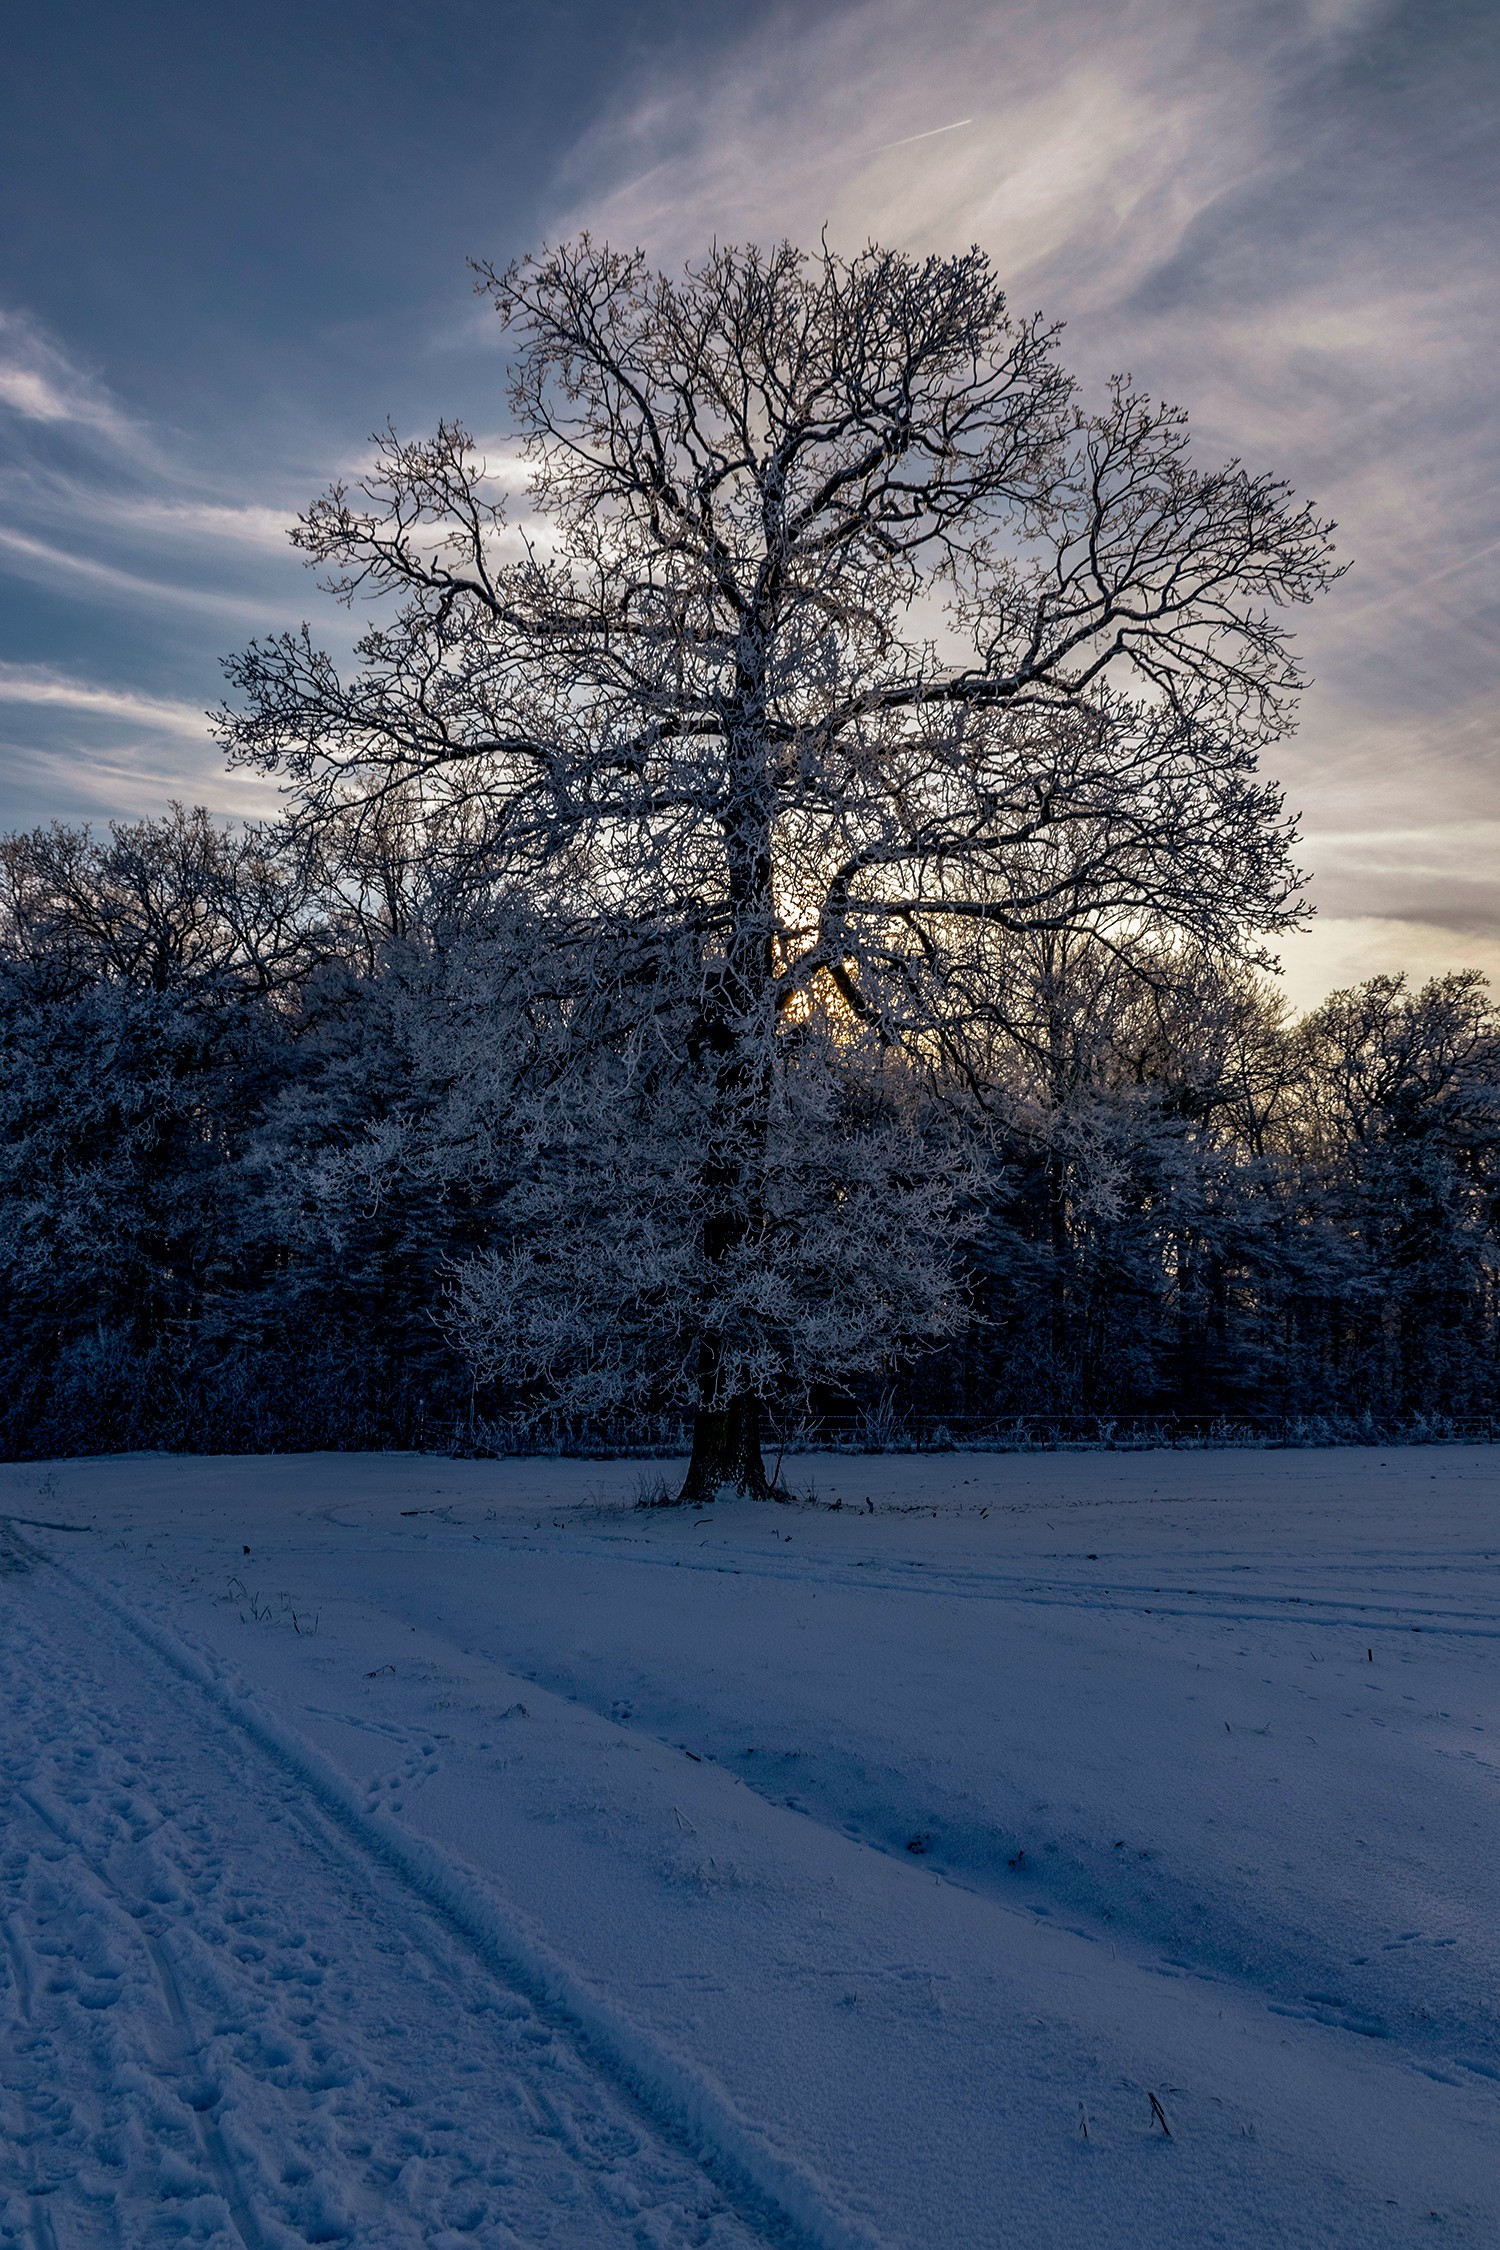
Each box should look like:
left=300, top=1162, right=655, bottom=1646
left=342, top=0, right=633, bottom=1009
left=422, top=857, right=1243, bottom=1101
left=3, top=804, right=1497, bottom=1464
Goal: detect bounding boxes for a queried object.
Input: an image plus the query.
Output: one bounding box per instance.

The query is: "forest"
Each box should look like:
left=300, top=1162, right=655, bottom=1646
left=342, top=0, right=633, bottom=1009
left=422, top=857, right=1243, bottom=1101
left=2, top=799, right=1497, bottom=1462
left=3, top=238, right=1497, bottom=1469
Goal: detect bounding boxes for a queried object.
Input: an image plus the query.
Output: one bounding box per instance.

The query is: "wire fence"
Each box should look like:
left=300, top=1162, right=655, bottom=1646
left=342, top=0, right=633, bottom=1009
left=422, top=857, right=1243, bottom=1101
left=450, top=1407, right=1500, bottom=1458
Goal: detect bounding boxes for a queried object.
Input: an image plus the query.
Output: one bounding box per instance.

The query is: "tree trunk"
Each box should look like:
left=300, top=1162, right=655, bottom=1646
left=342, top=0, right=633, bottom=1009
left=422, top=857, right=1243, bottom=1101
left=676, top=705, right=780, bottom=1508
left=678, top=1392, right=774, bottom=1502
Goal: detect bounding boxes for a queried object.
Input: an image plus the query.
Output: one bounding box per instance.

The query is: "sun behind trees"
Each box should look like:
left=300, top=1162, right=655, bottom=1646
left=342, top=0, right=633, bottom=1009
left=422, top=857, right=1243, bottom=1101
left=216, top=235, right=1339, bottom=1499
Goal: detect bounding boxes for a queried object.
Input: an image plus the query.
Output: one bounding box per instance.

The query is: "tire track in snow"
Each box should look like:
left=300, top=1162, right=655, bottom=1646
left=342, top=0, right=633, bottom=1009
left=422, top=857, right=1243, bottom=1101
left=1, top=1562, right=767, bottom=2249
left=448, top=1534, right=1500, bottom=2091
left=12, top=1784, right=269, bottom=2250
left=3, top=1899, right=62, bottom=2250
left=5, top=1528, right=884, bottom=2250
left=0, top=1525, right=66, bottom=2250
left=504, top=1532, right=1500, bottom=1639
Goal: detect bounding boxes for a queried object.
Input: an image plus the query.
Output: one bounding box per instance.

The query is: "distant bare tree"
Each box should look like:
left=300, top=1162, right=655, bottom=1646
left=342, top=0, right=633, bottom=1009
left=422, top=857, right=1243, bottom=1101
left=0, top=805, right=319, bottom=1003
left=219, top=235, right=1339, bottom=1496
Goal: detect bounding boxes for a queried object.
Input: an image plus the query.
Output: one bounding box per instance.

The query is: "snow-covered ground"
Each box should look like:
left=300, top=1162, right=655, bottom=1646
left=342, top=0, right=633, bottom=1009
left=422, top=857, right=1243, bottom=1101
left=2, top=1447, right=1496, bottom=2248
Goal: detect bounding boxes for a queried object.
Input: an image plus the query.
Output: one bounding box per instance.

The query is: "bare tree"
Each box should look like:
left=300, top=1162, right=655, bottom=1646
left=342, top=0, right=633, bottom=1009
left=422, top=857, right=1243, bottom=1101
left=219, top=235, right=1339, bottom=1496
left=0, top=805, right=321, bottom=1004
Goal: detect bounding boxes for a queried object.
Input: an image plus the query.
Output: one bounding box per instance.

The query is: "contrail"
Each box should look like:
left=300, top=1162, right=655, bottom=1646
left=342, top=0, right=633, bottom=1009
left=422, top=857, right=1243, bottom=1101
left=1331, top=533, right=1500, bottom=627
left=862, top=118, right=974, bottom=158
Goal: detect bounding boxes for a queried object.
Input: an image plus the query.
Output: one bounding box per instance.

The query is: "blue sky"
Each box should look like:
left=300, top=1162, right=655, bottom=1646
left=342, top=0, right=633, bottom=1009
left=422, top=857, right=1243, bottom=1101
left=1, top=0, right=1496, bottom=1005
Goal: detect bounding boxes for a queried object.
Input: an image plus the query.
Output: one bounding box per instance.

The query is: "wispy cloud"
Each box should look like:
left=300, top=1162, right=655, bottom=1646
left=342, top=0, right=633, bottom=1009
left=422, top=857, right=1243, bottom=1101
left=0, top=662, right=275, bottom=826
left=0, top=311, right=315, bottom=823
left=1279, top=916, right=1500, bottom=1014
left=0, top=308, right=146, bottom=453
left=96, top=498, right=299, bottom=553
left=0, top=663, right=212, bottom=739
left=555, top=0, right=1258, bottom=291
left=0, top=523, right=286, bottom=617
left=549, top=0, right=1500, bottom=990
left=0, top=731, right=276, bottom=826
left=0, top=307, right=314, bottom=625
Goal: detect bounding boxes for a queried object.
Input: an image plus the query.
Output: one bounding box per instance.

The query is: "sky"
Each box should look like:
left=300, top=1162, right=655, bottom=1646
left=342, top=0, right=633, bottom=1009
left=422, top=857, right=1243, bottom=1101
left=0, top=0, right=1495, bottom=1010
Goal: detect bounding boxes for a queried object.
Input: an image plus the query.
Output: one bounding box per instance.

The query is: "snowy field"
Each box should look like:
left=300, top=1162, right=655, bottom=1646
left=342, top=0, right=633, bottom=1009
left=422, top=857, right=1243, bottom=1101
left=1, top=1447, right=1496, bottom=2248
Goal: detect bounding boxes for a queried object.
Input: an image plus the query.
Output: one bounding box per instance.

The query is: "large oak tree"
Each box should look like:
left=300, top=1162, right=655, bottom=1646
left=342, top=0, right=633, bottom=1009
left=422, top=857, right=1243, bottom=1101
left=220, top=235, right=1338, bottom=1496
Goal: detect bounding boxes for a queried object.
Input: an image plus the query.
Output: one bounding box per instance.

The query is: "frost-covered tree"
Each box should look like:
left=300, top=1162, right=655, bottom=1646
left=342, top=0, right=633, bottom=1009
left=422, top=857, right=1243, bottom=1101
left=5, top=807, right=1500, bottom=1453
left=0, top=811, right=310, bottom=1451
left=1288, top=973, right=1500, bottom=1410
left=447, top=956, right=967, bottom=1439
left=220, top=236, right=1338, bottom=1495
left=0, top=805, right=317, bottom=1002
left=934, top=926, right=1287, bottom=1416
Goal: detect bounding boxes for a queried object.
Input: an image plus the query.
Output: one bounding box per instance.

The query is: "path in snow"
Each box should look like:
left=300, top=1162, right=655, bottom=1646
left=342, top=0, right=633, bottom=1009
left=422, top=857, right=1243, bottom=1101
left=0, top=1525, right=759, bottom=2250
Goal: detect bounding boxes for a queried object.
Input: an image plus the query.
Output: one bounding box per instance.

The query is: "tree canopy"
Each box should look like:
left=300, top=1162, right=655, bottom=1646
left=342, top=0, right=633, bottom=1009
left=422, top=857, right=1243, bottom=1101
left=212, top=236, right=1342, bottom=1496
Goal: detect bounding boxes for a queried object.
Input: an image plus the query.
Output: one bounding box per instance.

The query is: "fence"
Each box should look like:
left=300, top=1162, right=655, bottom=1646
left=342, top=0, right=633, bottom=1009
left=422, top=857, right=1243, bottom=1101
left=452, top=1406, right=1500, bottom=1458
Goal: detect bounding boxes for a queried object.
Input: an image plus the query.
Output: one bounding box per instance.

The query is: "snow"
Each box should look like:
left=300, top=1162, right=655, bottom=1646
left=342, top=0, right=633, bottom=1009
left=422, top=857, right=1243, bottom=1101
left=2, top=1446, right=1497, bottom=2247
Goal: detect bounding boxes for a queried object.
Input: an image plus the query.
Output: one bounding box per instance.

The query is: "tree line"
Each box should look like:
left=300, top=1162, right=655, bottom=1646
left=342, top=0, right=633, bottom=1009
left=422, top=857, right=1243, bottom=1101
left=3, top=238, right=1495, bottom=1480
left=4, top=800, right=1494, bottom=1464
